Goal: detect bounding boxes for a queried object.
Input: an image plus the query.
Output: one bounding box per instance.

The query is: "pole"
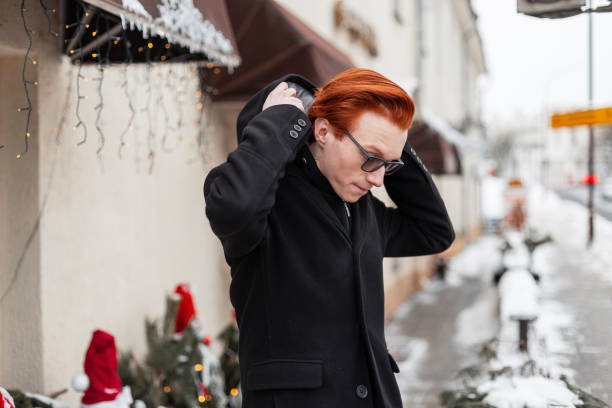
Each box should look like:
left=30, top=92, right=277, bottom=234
left=587, top=1, right=595, bottom=246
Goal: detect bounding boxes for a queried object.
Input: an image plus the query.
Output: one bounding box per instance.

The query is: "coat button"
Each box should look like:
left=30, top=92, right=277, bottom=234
left=289, top=130, right=299, bottom=139
left=293, top=124, right=302, bottom=131
left=356, top=384, right=368, bottom=399
left=297, top=118, right=307, bottom=126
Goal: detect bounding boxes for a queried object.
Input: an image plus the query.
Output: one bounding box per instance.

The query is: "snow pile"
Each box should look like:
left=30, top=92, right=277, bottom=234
left=498, top=269, right=538, bottom=321
left=448, top=235, right=501, bottom=279
left=479, top=376, right=583, bottom=408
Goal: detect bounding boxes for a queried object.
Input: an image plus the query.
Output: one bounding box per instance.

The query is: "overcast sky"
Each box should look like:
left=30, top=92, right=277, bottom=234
left=472, top=0, right=612, bottom=125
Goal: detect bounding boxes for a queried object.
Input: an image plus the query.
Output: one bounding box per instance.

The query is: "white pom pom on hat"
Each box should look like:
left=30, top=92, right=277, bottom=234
left=71, top=372, right=90, bottom=392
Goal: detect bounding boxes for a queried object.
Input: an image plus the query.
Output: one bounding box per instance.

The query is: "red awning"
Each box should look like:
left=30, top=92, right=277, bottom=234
left=408, top=120, right=462, bottom=175
left=205, top=0, right=354, bottom=101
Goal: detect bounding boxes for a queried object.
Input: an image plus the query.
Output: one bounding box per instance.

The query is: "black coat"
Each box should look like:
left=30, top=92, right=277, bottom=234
left=204, top=74, right=455, bottom=408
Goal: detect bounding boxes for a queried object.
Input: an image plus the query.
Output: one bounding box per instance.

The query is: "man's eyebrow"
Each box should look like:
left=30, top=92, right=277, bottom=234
left=364, top=144, right=385, bottom=157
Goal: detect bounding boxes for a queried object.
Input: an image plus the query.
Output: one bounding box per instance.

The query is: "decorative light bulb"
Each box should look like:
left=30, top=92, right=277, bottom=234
left=147, top=42, right=153, bottom=49
left=92, top=31, right=97, bottom=37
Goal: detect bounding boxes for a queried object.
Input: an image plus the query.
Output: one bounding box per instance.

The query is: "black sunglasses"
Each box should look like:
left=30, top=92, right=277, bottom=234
left=344, top=131, right=404, bottom=175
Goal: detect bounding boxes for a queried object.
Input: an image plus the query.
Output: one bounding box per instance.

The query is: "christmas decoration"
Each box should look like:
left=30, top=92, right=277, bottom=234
left=1, top=388, right=16, bottom=408
left=217, top=316, right=241, bottom=408
left=73, top=330, right=133, bottom=408
left=4, top=388, right=69, bottom=408
left=118, top=284, right=227, bottom=408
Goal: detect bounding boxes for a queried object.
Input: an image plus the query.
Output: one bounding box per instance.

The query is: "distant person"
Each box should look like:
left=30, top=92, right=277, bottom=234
left=204, top=68, right=455, bottom=407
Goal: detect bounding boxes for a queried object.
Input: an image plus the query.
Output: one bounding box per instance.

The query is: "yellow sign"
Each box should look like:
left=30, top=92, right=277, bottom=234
left=551, top=107, right=612, bottom=128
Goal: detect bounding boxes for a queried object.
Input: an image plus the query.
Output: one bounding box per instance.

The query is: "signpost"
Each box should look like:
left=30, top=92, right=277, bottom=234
left=551, top=107, right=612, bottom=128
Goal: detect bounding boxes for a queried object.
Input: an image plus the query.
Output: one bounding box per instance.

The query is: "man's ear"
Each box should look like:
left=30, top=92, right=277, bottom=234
left=313, top=118, right=330, bottom=146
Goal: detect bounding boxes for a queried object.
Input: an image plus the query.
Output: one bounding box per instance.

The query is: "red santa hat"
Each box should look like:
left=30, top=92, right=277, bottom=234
left=0, top=387, right=15, bottom=408
left=81, top=330, right=123, bottom=404
left=174, top=283, right=197, bottom=333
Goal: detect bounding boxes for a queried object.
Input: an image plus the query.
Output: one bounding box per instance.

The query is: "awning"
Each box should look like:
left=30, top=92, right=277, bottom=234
left=203, top=0, right=354, bottom=101
left=62, top=0, right=240, bottom=67
left=408, top=120, right=462, bottom=175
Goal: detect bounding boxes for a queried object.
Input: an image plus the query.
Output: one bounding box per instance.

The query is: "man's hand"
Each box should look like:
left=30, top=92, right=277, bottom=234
left=262, top=82, right=305, bottom=112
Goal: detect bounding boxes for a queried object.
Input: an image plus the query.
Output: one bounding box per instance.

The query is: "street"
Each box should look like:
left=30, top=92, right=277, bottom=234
left=557, top=185, right=612, bottom=222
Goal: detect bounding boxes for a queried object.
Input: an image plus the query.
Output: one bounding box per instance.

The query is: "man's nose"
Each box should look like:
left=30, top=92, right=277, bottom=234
left=365, top=167, right=385, bottom=188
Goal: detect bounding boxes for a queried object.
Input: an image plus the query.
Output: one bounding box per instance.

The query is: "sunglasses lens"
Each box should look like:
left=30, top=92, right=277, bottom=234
left=362, top=158, right=385, bottom=172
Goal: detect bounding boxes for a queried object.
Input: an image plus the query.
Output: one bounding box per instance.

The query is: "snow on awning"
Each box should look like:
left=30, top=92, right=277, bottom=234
left=65, top=0, right=240, bottom=67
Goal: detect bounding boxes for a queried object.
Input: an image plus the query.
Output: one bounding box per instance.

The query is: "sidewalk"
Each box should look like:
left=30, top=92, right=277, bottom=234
left=385, top=209, right=612, bottom=407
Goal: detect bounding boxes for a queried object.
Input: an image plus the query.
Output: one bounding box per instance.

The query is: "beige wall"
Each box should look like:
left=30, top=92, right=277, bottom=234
left=1, top=2, right=232, bottom=403
left=0, top=51, right=44, bottom=392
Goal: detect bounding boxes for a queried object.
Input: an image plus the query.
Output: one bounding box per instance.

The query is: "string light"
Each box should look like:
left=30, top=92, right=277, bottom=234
left=147, top=42, right=153, bottom=49
left=38, top=0, right=58, bottom=37
left=143, top=60, right=156, bottom=174
left=194, top=363, right=203, bottom=372
left=163, top=386, right=171, bottom=393
left=197, top=396, right=205, bottom=403
left=230, top=388, right=239, bottom=397
left=118, top=64, right=135, bottom=160
left=160, top=65, right=174, bottom=152
left=17, top=0, right=34, bottom=157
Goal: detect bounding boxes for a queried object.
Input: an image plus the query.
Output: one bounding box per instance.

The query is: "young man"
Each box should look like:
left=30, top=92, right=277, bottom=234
left=204, top=68, right=454, bottom=408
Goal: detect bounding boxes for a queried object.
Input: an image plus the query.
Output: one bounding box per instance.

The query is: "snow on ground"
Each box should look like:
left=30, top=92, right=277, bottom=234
left=528, top=186, right=612, bottom=285
left=390, top=185, right=612, bottom=406
left=479, top=376, right=583, bottom=408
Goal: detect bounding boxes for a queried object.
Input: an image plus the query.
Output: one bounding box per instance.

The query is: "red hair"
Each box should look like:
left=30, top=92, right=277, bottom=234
left=308, top=68, right=415, bottom=138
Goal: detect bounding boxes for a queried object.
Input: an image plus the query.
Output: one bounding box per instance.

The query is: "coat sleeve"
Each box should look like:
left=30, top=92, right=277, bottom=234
left=373, top=142, right=455, bottom=257
left=204, top=104, right=311, bottom=259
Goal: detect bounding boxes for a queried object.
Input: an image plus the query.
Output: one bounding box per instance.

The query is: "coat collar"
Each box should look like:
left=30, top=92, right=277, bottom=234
left=294, top=146, right=369, bottom=253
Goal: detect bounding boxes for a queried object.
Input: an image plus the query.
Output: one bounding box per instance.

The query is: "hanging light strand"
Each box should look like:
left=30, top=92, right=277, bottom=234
left=38, top=0, right=58, bottom=37
left=118, top=64, right=135, bottom=160
left=93, top=13, right=107, bottom=166
left=16, top=0, right=35, bottom=158
left=74, top=3, right=89, bottom=146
